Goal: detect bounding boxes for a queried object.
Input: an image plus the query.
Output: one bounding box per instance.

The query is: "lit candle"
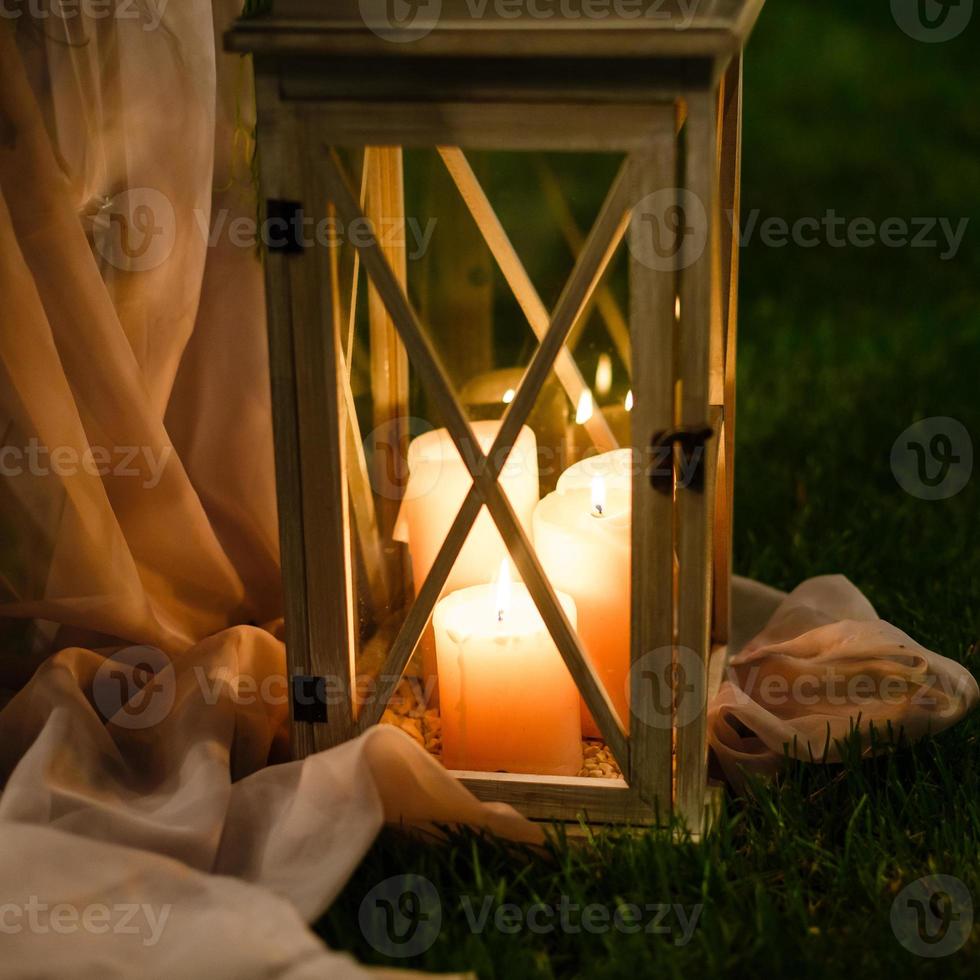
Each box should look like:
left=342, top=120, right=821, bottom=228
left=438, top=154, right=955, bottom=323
left=533, top=458, right=631, bottom=738
left=433, top=561, right=582, bottom=775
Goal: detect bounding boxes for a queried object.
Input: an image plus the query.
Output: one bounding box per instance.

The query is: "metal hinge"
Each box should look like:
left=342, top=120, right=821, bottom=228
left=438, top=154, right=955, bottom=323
left=266, top=199, right=305, bottom=254
left=291, top=674, right=328, bottom=724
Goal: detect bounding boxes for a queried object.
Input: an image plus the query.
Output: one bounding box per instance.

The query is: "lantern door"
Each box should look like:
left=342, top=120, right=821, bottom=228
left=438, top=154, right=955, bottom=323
left=242, top=48, right=744, bottom=830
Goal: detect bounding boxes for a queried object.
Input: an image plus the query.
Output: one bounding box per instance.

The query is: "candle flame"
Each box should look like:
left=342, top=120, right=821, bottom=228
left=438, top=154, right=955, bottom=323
left=494, top=559, right=512, bottom=623
left=575, top=390, right=594, bottom=425
left=501, top=387, right=515, bottom=404
left=674, top=296, right=681, bottom=321
left=624, top=389, right=634, bottom=412
left=595, top=354, right=613, bottom=397
left=591, top=475, right=607, bottom=518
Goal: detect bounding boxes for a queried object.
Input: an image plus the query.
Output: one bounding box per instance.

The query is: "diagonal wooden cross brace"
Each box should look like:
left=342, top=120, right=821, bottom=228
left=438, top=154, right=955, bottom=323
left=320, top=148, right=634, bottom=770
left=437, top=147, right=620, bottom=455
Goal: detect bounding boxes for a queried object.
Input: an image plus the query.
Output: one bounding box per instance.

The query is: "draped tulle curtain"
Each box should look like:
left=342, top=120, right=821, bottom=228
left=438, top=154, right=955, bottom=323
left=0, top=2, right=280, bottom=691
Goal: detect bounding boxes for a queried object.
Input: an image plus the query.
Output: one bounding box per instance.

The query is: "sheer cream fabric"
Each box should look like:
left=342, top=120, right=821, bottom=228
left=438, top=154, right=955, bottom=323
left=713, top=576, right=978, bottom=787
left=2, top=4, right=256, bottom=661
left=0, top=4, right=976, bottom=979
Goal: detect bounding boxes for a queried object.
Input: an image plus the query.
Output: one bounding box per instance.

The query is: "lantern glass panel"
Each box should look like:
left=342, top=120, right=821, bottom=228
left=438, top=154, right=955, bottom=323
left=336, top=145, right=636, bottom=778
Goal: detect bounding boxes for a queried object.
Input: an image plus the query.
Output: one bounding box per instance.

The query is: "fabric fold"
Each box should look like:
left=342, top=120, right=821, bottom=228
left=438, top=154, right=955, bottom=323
left=709, top=576, right=979, bottom=787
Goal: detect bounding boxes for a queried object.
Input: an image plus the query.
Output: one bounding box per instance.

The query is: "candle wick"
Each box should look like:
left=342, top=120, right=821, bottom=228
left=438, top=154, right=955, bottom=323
left=497, top=608, right=505, bottom=624
left=592, top=503, right=604, bottom=518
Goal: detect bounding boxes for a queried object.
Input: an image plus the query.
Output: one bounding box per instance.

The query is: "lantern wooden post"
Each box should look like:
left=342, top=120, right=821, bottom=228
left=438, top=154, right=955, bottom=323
left=230, top=0, right=765, bottom=832
left=674, top=92, right=720, bottom=829
left=627, top=132, right=677, bottom=818
left=255, top=93, right=358, bottom=755
left=713, top=54, right=744, bottom=652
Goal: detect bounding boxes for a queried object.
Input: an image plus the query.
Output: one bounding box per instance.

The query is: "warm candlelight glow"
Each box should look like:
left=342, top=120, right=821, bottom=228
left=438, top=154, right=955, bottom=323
left=624, top=389, right=634, bottom=412
left=433, top=574, right=582, bottom=775
left=575, top=390, right=594, bottom=425
left=591, top=475, right=606, bottom=518
left=595, top=354, right=613, bottom=397
left=534, top=450, right=632, bottom=738
left=674, top=295, right=681, bottom=320
left=494, top=559, right=512, bottom=623
left=501, top=387, right=515, bottom=404
left=558, top=448, right=632, bottom=494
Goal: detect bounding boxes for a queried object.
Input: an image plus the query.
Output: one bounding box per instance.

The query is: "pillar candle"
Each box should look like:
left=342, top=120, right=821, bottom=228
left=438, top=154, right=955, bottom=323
left=534, top=457, right=631, bottom=738
left=433, top=562, right=582, bottom=775
left=393, top=420, right=539, bottom=596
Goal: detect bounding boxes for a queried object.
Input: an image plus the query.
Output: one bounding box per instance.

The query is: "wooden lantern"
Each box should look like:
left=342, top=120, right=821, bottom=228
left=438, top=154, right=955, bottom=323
left=228, top=0, right=764, bottom=832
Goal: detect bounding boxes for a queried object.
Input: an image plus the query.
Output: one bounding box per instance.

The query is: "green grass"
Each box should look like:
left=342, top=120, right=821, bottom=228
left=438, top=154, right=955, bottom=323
left=316, top=2, right=980, bottom=975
